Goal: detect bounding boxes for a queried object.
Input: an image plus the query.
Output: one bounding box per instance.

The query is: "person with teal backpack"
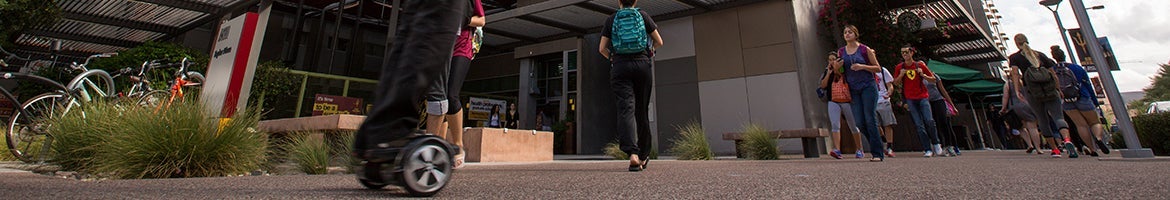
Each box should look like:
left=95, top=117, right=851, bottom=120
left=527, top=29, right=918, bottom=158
left=599, top=0, right=663, bottom=172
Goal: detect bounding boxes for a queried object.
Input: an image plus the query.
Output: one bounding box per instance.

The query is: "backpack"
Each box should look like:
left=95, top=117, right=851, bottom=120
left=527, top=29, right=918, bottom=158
left=1022, top=66, right=1058, bottom=102
left=471, top=27, right=484, bottom=54
left=610, top=8, right=649, bottom=54
left=1054, top=63, right=1080, bottom=103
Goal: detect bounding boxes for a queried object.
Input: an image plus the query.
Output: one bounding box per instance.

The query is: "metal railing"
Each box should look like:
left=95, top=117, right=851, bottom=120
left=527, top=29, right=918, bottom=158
left=287, top=69, right=376, bottom=117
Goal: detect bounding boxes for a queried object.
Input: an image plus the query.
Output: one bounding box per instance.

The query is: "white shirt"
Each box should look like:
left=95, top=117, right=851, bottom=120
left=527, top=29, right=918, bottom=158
left=875, top=67, right=894, bottom=104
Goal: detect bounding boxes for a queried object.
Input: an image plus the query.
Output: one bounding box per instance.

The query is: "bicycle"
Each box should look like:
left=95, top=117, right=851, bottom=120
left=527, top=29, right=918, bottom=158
left=129, top=58, right=203, bottom=111
left=2, top=48, right=118, bottom=163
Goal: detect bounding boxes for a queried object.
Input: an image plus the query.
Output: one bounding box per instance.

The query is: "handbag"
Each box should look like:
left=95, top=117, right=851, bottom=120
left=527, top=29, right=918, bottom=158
left=816, top=69, right=831, bottom=102
left=945, top=100, right=959, bottom=116
left=831, top=76, right=851, bottom=103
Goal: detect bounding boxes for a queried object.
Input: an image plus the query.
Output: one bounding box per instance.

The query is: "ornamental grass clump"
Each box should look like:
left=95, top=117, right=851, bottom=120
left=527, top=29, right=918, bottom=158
left=738, top=123, right=780, bottom=160
left=283, top=132, right=330, bottom=175
left=48, top=100, right=267, bottom=179
left=668, top=122, right=712, bottom=160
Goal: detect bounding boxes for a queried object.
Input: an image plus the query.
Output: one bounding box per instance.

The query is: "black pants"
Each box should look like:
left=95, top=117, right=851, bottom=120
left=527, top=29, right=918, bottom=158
left=427, top=56, right=472, bottom=114
left=611, top=59, right=654, bottom=157
left=354, top=0, right=466, bottom=151
left=930, top=99, right=958, bottom=148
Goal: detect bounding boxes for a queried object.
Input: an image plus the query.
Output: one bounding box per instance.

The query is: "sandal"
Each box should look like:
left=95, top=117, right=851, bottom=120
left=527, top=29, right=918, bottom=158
left=869, top=157, right=884, bottom=162
left=453, top=149, right=466, bottom=169
left=628, top=154, right=643, bottom=172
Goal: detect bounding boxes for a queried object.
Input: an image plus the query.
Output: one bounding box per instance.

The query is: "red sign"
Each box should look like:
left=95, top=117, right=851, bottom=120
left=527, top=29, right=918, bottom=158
left=312, top=94, right=364, bottom=116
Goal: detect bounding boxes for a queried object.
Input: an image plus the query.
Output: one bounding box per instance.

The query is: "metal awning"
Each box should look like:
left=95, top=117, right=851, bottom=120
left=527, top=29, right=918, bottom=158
left=9, top=0, right=260, bottom=59
left=479, top=0, right=766, bottom=54
left=888, top=0, right=1005, bottom=66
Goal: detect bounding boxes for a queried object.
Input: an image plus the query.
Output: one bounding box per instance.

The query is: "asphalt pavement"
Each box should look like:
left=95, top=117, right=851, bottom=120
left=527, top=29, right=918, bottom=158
left=1, top=150, right=1168, bottom=199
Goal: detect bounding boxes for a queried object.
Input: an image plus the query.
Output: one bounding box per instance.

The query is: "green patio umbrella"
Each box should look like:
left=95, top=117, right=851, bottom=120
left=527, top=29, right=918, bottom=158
left=926, top=60, right=983, bottom=81
left=951, top=79, right=1004, bottom=93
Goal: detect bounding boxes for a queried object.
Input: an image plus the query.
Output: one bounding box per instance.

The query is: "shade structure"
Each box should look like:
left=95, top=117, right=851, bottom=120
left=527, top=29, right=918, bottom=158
left=951, top=79, right=1003, bottom=93
left=926, top=59, right=983, bottom=81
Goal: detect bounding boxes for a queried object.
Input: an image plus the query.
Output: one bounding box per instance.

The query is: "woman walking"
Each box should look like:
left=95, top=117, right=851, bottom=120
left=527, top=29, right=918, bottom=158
left=893, top=46, right=944, bottom=157
left=423, top=0, right=486, bottom=168
left=1008, top=34, right=1075, bottom=158
left=925, top=72, right=959, bottom=156
left=1051, top=46, right=1108, bottom=156
left=1000, top=76, right=1045, bottom=155
left=837, top=25, right=885, bottom=162
left=821, top=52, right=864, bottom=159
left=600, top=0, right=664, bottom=171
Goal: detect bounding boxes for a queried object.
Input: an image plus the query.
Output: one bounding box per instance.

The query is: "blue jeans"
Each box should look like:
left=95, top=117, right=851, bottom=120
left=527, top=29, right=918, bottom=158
left=850, top=86, right=883, bottom=158
left=905, top=98, right=939, bottom=150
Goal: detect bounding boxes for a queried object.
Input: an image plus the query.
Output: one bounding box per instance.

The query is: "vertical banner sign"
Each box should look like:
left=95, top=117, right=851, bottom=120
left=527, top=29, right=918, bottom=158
left=311, top=94, right=364, bottom=115
left=467, top=97, right=507, bottom=121
left=1068, top=28, right=1119, bottom=72
left=201, top=6, right=271, bottom=118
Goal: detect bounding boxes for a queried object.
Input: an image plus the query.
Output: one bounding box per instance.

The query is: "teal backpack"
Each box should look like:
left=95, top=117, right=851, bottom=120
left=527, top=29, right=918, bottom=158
left=611, top=7, right=648, bottom=54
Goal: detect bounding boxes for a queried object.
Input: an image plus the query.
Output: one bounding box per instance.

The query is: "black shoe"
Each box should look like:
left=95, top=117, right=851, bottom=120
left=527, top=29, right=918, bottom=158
left=1095, top=139, right=1111, bottom=154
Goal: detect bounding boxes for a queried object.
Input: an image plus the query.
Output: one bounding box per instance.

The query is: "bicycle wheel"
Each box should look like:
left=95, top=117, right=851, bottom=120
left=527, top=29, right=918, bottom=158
left=135, top=90, right=170, bottom=108
left=65, top=70, right=116, bottom=103
left=6, top=92, right=67, bottom=163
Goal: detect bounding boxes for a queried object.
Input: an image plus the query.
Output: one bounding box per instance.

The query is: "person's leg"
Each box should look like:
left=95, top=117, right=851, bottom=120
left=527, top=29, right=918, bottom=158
left=841, top=101, right=861, bottom=157
left=1024, top=121, right=1044, bottom=154
left=930, top=100, right=954, bottom=155
left=855, top=87, right=883, bottom=159
left=1079, top=110, right=1108, bottom=153
left=906, top=99, right=932, bottom=155
left=444, top=56, right=471, bottom=150
left=1065, top=110, right=1097, bottom=154
left=633, top=60, right=654, bottom=160
left=355, top=0, right=464, bottom=156
left=610, top=61, right=641, bottom=165
left=828, top=102, right=843, bottom=154
left=1041, top=100, right=1075, bottom=157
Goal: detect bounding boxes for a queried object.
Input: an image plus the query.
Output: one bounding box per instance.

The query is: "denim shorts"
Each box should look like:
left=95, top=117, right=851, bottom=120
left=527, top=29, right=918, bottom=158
left=1063, top=97, right=1096, bottom=111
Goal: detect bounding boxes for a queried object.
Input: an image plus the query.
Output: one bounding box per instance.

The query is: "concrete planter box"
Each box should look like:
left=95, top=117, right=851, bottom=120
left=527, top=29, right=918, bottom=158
left=463, top=128, right=553, bottom=163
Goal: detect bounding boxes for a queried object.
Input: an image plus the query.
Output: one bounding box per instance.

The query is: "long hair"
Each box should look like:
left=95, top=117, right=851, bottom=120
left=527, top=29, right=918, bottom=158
left=1014, top=34, right=1040, bottom=68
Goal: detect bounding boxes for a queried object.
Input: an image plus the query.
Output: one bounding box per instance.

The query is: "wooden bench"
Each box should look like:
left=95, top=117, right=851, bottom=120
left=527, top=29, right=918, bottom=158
left=722, top=128, right=830, bottom=158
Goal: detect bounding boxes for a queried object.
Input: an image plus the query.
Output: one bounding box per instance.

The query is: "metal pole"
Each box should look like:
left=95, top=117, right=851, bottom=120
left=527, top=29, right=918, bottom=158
left=1044, top=4, right=1078, bottom=64
left=285, top=0, right=305, bottom=64
left=328, top=0, right=344, bottom=74
left=968, top=95, right=986, bottom=149
left=294, top=74, right=309, bottom=117
left=1068, top=0, right=1153, bottom=158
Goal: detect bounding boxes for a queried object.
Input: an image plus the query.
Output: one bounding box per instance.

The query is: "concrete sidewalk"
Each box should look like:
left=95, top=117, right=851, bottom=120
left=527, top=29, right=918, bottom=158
left=1, top=151, right=1168, bottom=199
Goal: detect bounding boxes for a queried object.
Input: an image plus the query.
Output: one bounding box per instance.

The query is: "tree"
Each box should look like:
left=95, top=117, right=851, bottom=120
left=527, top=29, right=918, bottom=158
left=1130, top=62, right=1170, bottom=114
left=0, top=0, right=62, bottom=46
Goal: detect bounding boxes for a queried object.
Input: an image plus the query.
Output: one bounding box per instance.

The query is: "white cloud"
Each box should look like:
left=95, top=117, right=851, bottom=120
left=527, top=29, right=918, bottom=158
left=995, top=0, right=1169, bottom=92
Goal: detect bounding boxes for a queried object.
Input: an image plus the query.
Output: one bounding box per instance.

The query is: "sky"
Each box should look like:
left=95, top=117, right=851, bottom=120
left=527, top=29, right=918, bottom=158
left=994, top=0, right=1168, bottom=92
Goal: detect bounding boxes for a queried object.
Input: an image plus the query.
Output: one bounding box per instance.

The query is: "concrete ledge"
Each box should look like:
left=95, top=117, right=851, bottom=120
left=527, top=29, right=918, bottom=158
left=463, top=128, right=553, bottom=163
left=258, top=114, right=365, bottom=133
left=721, top=128, right=830, bottom=140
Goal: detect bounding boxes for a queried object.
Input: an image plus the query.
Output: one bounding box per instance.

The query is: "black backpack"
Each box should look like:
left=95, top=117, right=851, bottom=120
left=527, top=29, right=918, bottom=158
left=1053, top=63, right=1080, bottom=103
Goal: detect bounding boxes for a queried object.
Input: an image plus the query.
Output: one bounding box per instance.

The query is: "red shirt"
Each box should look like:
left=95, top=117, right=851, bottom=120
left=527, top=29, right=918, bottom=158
left=453, top=0, right=485, bottom=59
left=896, top=61, right=934, bottom=100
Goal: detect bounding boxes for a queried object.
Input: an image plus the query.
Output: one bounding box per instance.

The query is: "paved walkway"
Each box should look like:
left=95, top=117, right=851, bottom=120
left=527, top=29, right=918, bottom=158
left=1, top=151, right=1168, bottom=199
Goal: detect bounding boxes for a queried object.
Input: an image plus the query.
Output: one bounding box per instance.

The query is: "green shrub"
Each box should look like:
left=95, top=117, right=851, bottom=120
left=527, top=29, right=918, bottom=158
left=284, top=132, right=330, bottom=175
left=48, top=100, right=267, bottom=179
left=738, top=124, right=780, bottom=160
left=1133, top=112, right=1170, bottom=156
left=333, top=131, right=358, bottom=173
left=603, top=141, right=628, bottom=160
left=668, top=122, right=712, bottom=160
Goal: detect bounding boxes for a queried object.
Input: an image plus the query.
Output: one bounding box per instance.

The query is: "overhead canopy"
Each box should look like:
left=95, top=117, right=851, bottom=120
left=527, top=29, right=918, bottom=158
left=951, top=79, right=1003, bottom=93
left=886, top=0, right=1006, bottom=66
left=927, top=59, right=982, bottom=81
left=8, top=0, right=259, bottom=60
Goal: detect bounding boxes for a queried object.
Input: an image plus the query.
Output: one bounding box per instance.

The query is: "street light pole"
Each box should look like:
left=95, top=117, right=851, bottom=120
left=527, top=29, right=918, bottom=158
left=1068, top=0, right=1154, bottom=158
left=1040, top=0, right=1077, bottom=64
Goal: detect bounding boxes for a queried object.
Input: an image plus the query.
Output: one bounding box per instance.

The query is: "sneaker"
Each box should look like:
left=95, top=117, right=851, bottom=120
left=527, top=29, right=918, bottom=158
left=855, top=150, right=864, bottom=159
left=830, top=149, right=843, bottom=159
left=944, top=147, right=956, bottom=157
left=1051, top=148, right=1062, bottom=158
left=924, top=151, right=934, bottom=157
left=932, top=145, right=945, bottom=157
left=952, top=146, right=962, bottom=156
left=886, top=148, right=896, bottom=158
left=1065, top=142, right=1079, bottom=158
